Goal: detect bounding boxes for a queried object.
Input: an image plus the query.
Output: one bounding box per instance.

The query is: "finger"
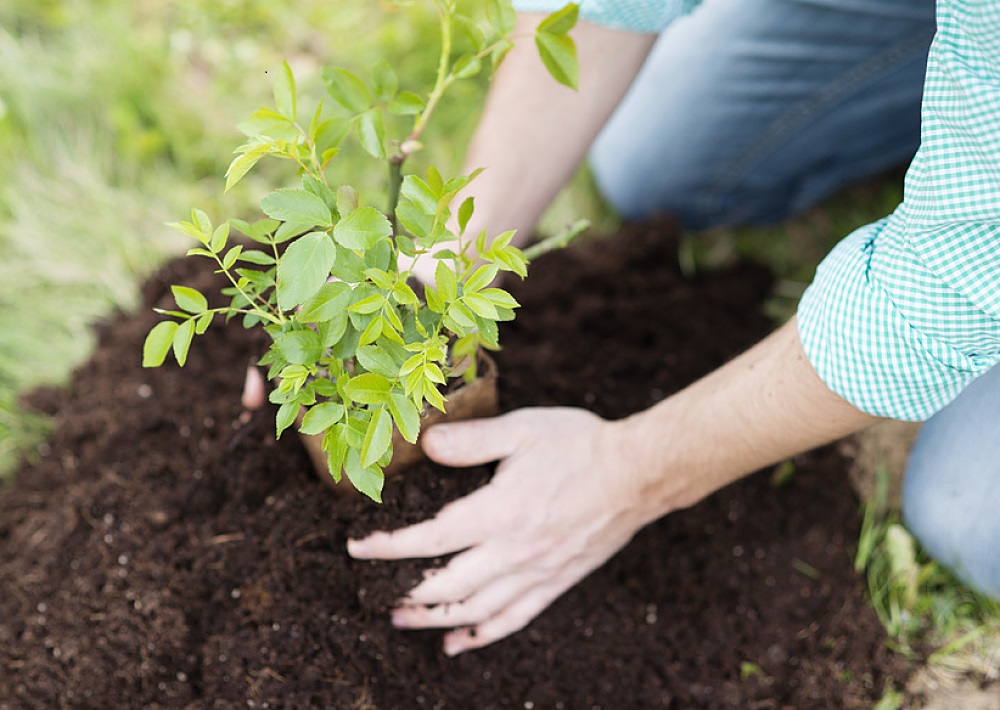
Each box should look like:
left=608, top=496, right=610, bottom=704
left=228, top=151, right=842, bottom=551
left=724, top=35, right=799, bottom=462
left=442, top=580, right=569, bottom=656
left=393, top=570, right=539, bottom=630
left=347, top=483, right=501, bottom=560
left=421, top=410, right=531, bottom=467
left=398, top=547, right=500, bottom=606
left=241, top=365, right=266, bottom=410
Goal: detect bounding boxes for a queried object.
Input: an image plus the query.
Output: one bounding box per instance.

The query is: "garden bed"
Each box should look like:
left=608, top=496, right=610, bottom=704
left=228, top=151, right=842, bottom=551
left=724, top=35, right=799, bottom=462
left=0, top=220, right=905, bottom=708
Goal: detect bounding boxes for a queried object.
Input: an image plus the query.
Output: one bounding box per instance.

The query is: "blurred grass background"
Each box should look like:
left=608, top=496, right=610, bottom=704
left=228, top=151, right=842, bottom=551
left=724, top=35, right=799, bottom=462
left=0, top=0, right=995, bottom=689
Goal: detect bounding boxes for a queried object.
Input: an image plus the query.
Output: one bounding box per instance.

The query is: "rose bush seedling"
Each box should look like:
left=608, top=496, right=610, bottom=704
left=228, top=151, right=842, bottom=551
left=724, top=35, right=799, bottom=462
left=143, top=0, right=584, bottom=501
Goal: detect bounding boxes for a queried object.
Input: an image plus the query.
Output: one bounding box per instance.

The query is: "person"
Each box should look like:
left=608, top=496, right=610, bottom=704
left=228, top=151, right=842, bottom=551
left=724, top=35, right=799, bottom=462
left=345, top=0, right=1000, bottom=656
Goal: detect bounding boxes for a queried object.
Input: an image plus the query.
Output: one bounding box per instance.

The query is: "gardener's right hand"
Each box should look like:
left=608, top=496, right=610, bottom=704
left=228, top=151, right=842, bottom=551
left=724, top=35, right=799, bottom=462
left=346, top=406, right=681, bottom=655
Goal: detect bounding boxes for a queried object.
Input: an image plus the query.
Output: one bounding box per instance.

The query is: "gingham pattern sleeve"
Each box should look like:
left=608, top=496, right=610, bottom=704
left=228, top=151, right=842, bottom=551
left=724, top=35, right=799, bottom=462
left=512, top=0, right=700, bottom=33
left=797, top=0, right=1000, bottom=421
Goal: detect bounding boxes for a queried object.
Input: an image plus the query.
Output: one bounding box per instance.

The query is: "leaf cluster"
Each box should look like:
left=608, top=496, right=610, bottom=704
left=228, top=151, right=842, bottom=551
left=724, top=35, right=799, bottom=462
left=143, top=1, right=580, bottom=501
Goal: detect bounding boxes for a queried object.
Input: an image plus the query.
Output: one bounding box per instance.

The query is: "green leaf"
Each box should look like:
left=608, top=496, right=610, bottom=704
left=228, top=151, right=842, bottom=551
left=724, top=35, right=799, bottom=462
left=458, top=196, right=475, bottom=235
left=535, top=30, right=578, bottom=90
left=225, top=141, right=273, bottom=192
left=490, top=39, right=515, bottom=75
left=446, top=302, right=476, bottom=330
left=336, top=185, right=359, bottom=217
left=357, top=109, right=386, bottom=159
left=477, top=314, right=500, bottom=347
left=315, top=117, right=351, bottom=154
left=172, top=318, right=195, bottom=366
left=537, top=2, right=579, bottom=34
left=274, top=221, right=314, bottom=244
left=331, top=244, right=367, bottom=283
left=192, top=208, right=213, bottom=236
left=424, top=284, right=445, bottom=313
left=388, top=391, right=420, bottom=444
left=209, top=223, right=229, bottom=253
left=238, top=107, right=297, bottom=140
left=299, top=401, right=345, bottom=436
left=349, top=293, right=385, bottom=315
left=276, top=401, right=298, bottom=439
left=222, top=245, right=243, bottom=270
left=358, top=316, right=383, bottom=346
left=356, top=345, right=398, bottom=378
left=230, top=218, right=278, bottom=244
left=361, top=407, right=393, bottom=468
left=274, top=60, right=297, bottom=120
left=344, top=373, right=390, bottom=405
left=388, top=91, right=425, bottom=116
left=396, top=201, right=433, bottom=238
left=481, top=287, right=520, bottom=309
left=300, top=281, right=352, bottom=322
left=143, top=321, right=179, bottom=367
left=323, top=423, right=350, bottom=482
left=400, top=175, right=438, bottom=215
left=486, top=0, right=517, bottom=35
left=334, top=206, right=393, bottom=250
left=452, top=54, right=482, bottom=80
left=371, top=58, right=398, bottom=102
left=361, top=269, right=389, bottom=290
left=463, top=292, right=499, bottom=319
left=302, top=174, right=338, bottom=213
left=344, top=449, right=384, bottom=502
left=435, top=261, right=458, bottom=302
left=319, top=311, right=349, bottom=347
left=391, top=281, right=419, bottom=306
left=194, top=312, right=213, bottom=334
left=237, top=249, right=276, bottom=266
left=261, top=189, right=333, bottom=228
left=464, top=264, right=499, bottom=294
left=275, top=329, right=324, bottom=365
left=454, top=14, right=486, bottom=52
left=276, top=231, right=337, bottom=310
left=322, top=67, right=372, bottom=113
left=171, top=285, right=208, bottom=314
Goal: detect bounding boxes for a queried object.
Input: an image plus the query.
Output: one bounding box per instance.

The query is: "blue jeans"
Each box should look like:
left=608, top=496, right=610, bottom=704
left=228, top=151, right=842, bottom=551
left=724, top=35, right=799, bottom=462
left=590, top=0, right=1000, bottom=598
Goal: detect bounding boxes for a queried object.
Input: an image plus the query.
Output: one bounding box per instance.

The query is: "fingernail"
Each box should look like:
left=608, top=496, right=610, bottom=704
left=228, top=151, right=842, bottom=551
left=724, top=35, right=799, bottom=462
left=444, top=640, right=464, bottom=657
left=390, top=610, right=406, bottom=628
left=346, top=539, right=368, bottom=558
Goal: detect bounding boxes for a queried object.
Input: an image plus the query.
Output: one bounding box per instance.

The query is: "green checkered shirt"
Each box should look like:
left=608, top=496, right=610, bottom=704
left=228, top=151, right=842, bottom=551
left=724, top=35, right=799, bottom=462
left=515, top=0, right=1000, bottom=420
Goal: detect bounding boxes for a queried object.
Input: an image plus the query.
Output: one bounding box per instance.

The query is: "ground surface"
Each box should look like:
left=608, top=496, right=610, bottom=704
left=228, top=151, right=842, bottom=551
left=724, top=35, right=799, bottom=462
left=1, top=221, right=906, bottom=708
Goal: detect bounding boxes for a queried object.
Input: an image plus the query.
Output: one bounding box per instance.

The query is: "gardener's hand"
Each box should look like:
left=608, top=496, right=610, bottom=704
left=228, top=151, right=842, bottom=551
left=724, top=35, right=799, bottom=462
left=346, top=407, right=662, bottom=656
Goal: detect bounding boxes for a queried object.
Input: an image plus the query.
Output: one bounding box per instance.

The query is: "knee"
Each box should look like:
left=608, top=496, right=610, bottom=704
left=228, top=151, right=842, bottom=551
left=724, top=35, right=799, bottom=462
left=902, top=456, right=1000, bottom=599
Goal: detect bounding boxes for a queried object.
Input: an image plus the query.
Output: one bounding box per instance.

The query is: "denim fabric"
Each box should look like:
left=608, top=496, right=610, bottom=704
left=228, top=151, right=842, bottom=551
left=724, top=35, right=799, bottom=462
left=903, top=364, right=1000, bottom=598
left=589, top=0, right=936, bottom=230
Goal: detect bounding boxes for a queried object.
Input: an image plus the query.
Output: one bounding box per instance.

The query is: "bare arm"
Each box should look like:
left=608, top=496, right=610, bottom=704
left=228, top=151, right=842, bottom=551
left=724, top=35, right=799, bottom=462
left=407, top=15, right=655, bottom=282
left=349, top=318, right=879, bottom=654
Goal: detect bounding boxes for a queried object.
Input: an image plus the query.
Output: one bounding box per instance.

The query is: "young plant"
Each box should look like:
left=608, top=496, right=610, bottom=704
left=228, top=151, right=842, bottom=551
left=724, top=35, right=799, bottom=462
left=142, top=1, right=583, bottom=502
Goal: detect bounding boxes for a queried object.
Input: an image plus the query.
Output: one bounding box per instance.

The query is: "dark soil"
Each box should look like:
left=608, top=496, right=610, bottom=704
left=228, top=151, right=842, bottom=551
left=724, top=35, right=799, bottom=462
left=1, top=220, right=906, bottom=708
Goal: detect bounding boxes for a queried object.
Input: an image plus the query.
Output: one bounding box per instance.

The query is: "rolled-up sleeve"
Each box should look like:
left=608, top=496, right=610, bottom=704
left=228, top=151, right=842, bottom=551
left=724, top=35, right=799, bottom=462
left=512, top=0, right=700, bottom=34
left=797, top=0, right=1000, bottom=421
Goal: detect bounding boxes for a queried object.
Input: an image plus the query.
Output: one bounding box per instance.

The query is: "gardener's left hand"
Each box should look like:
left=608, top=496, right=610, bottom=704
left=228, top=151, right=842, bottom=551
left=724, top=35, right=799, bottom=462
left=346, top=407, right=663, bottom=656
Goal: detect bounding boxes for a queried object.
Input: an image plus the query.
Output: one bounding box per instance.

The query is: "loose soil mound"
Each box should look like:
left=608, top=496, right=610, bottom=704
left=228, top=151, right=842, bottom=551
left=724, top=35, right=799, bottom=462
left=1, top=221, right=905, bottom=708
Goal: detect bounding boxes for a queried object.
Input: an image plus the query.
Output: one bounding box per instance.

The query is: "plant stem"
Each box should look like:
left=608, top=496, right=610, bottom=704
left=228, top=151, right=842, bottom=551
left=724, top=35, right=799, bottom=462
left=522, top=219, right=590, bottom=261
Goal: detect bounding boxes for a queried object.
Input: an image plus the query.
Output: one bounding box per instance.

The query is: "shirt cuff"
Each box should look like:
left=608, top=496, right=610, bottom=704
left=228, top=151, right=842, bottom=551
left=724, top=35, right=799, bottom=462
left=512, top=0, right=698, bottom=34
left=797, top=218, right=999, bottom=421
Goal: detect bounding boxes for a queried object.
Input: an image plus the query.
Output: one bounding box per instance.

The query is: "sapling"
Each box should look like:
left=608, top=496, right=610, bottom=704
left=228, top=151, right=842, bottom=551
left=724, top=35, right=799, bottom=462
left=143, top=0, right=585, bottom=501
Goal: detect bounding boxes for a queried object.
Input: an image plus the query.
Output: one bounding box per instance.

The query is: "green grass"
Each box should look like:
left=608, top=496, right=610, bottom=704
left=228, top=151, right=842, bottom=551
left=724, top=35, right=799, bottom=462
left=855, top=467, right=1000, bottom=681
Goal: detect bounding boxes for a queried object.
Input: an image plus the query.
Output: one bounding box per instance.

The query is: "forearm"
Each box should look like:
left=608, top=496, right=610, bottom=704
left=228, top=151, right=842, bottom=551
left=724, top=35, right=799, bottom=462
left=616, top=317, right=880, bottom=521
left=460, top=14, right=656, bottom=244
